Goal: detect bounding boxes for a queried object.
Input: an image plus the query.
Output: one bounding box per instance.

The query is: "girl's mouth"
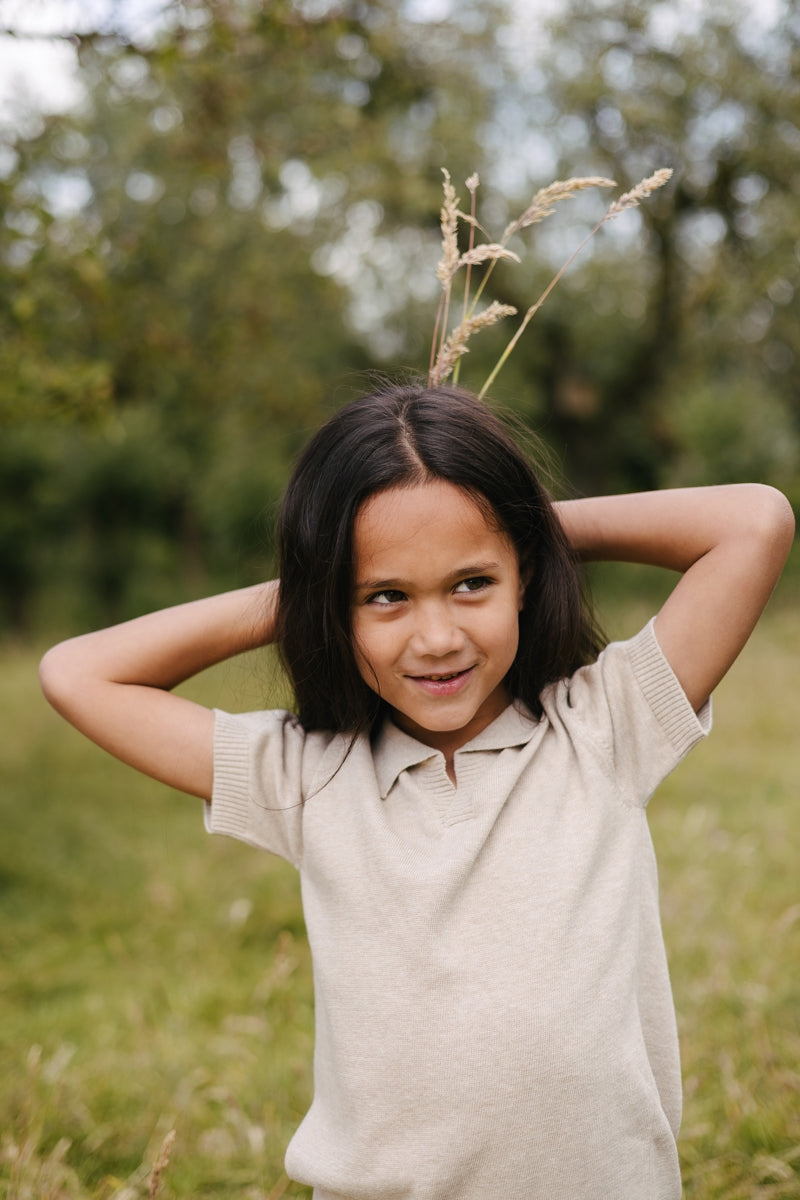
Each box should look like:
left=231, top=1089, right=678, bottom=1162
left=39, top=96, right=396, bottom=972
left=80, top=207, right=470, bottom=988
left=408, top=667, right=474, bottom=696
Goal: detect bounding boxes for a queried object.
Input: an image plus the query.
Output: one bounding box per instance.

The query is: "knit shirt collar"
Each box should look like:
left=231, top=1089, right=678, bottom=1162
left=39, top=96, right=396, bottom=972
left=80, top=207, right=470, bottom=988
left=372, top=700, right=538, bottom=799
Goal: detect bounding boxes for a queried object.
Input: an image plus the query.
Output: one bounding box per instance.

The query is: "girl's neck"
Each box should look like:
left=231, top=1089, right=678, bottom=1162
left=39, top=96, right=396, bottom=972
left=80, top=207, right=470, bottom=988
left=390, top=688, right=512, bottom=784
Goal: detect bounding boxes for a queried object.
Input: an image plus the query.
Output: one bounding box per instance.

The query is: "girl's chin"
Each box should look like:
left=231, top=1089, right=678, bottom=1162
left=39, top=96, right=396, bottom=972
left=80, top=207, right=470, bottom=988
left=391, top=688, right=511, bottom=744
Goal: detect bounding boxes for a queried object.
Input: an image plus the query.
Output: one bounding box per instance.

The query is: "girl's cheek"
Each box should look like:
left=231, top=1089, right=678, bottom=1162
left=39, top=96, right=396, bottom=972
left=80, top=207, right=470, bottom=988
left=352, top=624, right=387, bottom=671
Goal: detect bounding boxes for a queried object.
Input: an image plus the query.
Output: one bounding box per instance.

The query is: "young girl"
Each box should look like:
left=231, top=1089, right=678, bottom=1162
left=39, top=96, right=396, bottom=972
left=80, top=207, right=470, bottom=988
left=40, top=381, right=794, bottom=1200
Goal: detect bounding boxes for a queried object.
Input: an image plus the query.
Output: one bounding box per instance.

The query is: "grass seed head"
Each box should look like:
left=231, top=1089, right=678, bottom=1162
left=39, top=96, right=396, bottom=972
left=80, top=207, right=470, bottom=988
left=431, top=165, right=672, bottom=394
left=458, top=243, right=521, bottom=269
left=435, top=301, right=518, bottom=382
left=606, top=168, right=673, bottom=216
left=148, top=1129, right=176, bottom=1200
left=503, top=176, right=616, bottom=241
left=436, top=168, right=460, bottom=285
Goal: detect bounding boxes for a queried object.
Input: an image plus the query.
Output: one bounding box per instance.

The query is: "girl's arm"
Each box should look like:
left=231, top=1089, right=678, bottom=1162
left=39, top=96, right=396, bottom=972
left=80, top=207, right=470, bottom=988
left=556, top=484, right=795, bottom=712
left=39, top=581, right=278, bottom=800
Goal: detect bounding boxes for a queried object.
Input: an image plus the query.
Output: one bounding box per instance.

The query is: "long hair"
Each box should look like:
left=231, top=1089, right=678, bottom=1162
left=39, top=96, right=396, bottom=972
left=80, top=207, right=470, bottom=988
left=275, top=380, right=604, bottom=732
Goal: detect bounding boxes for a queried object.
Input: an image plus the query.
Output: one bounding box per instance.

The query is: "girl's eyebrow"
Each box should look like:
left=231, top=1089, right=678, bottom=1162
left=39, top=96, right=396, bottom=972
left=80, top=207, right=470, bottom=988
left=355, top=562, right=503, bottom=591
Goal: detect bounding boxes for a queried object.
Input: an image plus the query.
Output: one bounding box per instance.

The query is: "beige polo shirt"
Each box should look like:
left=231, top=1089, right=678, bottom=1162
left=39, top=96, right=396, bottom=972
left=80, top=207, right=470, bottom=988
left=208, top=620, right=711, bottom=1199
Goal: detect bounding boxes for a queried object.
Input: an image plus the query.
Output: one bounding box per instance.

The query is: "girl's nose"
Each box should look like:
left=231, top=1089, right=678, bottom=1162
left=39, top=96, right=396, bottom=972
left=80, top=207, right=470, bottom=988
left=409, top=604, right=466, bottom=658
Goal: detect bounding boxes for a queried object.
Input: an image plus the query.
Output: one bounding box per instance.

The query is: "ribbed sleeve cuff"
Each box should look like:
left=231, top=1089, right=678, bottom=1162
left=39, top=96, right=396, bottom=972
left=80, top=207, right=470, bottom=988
left=627, top=619, right=712, bottom=757
left=204, top=709, right=254, bottom=839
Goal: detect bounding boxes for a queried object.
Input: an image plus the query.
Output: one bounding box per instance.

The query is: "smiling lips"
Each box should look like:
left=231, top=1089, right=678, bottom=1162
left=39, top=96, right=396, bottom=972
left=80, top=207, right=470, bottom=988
left=407, top=666, right=475, bottom=696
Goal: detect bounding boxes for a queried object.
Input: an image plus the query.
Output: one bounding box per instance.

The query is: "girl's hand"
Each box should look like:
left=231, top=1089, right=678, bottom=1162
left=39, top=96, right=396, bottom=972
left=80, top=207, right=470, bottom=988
left=556, top=485, right=794, bottom=711
left=39, top=581, right=279, bottom=800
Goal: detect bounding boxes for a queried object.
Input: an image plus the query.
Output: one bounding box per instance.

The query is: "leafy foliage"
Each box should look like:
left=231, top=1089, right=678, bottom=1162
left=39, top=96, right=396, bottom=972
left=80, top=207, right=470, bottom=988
left=1, top=0, right=798, bottom=634
left=0, top=0, right=508, bottom=632
left=489, top=0, right=800, bottom=494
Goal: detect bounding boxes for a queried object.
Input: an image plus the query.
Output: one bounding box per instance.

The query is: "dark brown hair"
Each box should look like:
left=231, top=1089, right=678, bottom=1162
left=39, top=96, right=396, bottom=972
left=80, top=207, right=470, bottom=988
left=276, top=379, right=604, bottom=732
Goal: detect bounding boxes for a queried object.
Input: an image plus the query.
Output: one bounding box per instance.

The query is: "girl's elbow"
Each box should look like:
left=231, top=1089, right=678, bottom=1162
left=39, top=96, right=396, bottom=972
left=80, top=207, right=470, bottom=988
left=39, top=640, right=84, bottom=716
left=742, top=484, right=795, bottom=573
left=754, top=484, right=795, bottom=553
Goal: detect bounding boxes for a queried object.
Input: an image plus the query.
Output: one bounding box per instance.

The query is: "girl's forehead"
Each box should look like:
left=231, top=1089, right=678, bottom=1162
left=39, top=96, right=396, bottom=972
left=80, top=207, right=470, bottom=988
left=353, top=481, right=513, bottom=568
left=357, top=480, right=493, bottom=530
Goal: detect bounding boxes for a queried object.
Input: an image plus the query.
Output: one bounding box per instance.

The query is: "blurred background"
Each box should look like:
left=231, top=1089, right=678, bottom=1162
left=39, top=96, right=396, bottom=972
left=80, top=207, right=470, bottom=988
left=1, top=0, right=798, bottom=637
left=1, top=4, right=799, bottom=1198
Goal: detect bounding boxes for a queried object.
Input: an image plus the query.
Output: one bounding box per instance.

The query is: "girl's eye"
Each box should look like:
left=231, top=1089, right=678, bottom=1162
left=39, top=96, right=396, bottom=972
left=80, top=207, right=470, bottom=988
left=454, top=576, right=491, bottom=594
left=367, top=589, right=406, bottom=606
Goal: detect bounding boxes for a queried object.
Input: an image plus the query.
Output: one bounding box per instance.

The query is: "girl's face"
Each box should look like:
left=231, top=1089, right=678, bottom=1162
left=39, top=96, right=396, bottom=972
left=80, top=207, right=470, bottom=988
left=351, top=480, right=524, bottom=760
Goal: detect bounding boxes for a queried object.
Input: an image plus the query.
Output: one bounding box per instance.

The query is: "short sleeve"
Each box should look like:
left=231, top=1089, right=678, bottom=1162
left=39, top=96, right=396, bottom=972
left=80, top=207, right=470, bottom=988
left=556, top=619, right=711, bottom=808
left=205, top=708, right=334, bottom=867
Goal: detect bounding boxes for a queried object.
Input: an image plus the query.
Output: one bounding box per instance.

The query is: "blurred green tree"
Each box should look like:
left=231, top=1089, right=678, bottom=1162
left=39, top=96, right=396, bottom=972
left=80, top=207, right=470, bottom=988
left=0, top=0, right=511, bottom=632
left=2, top=0, right=797, bottom=636
left=485, top=0, right=800, bottom=497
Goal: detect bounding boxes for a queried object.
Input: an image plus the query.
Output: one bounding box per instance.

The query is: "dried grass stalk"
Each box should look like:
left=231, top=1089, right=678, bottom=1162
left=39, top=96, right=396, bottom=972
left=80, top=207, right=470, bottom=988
left=430, top=168, right=461, bottom=382
left=455, top=211, right=490, bottom=234
left=502, top=176, right=616, bottom=240
left=458, top=244, right=520, bottom=269
left=148, top=1129, right=176, bottom=1200
left=429, top=165, right=672, bottom=394
left=606, top=167, right=673, bottom=216
left=436, top=301, right=518, bottom=382
left=451, top=174, right=482, bottom=384
left=435, top=168, right=460, bottom=285
left=478, top=167, right=673, bottom=398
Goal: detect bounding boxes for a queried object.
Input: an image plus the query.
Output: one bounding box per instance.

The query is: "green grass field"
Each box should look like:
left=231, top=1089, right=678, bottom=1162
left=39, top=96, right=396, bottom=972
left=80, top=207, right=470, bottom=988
left=2, top=590, right=799, bottom=1199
